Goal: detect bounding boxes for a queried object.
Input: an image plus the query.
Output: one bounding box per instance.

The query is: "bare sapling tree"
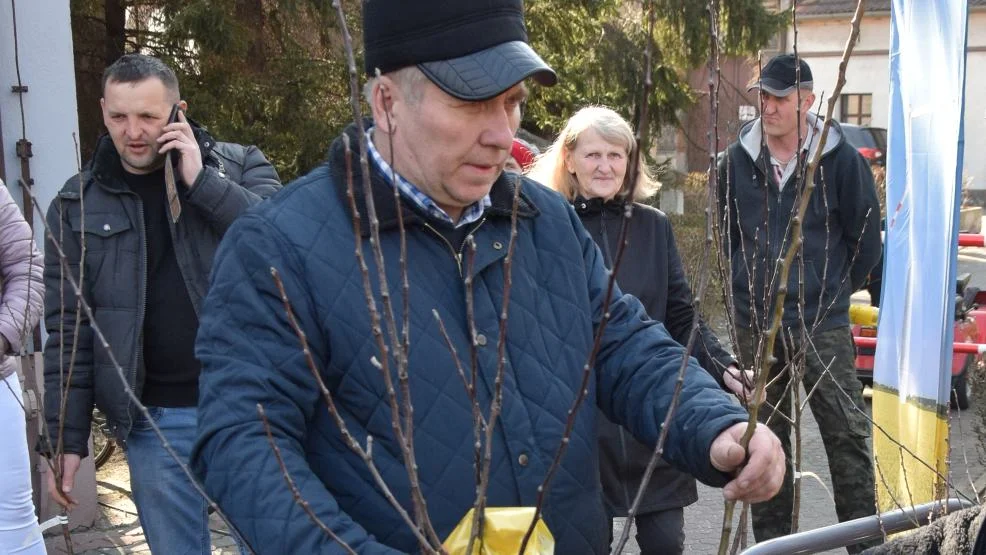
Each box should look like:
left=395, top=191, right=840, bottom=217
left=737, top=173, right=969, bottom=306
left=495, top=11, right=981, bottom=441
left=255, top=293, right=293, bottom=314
left=21, top=171, right=254, bottom=552
left=252, top=0, right=510, bottom=551
left=611, top=0, right=734, bottom=551
left=518, top=0, right=707, bottom=550
left=264, top=265, right=431, bottom=551
left=716, top=1, right=868, bottom=553
left=256, top=404, right=357, bottom=555
left=326, top=0, right=441, bottom=547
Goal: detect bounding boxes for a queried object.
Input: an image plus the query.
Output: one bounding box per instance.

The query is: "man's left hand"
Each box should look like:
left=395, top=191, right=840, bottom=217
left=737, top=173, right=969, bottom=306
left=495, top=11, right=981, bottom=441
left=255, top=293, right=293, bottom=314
left=710, top=422, right=784, bottom=503
left=157, top=110, right=203, bottom=188
left=724, top=365, right=762, bottom=404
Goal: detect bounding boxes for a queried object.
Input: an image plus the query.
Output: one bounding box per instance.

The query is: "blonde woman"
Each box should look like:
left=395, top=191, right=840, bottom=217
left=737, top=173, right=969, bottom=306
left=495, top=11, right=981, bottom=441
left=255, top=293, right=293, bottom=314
left=528, top=106, right=753, bottom=553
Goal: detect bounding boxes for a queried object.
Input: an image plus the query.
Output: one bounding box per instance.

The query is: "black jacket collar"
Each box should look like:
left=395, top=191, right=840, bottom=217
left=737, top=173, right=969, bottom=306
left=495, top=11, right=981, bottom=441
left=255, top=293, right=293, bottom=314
left=327, top=122, right=539, bottom=237
left=573, top=194, right=628, bottom=216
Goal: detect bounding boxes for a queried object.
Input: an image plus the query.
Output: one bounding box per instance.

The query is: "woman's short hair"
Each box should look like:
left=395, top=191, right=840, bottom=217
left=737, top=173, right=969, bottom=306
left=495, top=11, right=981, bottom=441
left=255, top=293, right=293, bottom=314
left=526, top=106, right=660, bottom=202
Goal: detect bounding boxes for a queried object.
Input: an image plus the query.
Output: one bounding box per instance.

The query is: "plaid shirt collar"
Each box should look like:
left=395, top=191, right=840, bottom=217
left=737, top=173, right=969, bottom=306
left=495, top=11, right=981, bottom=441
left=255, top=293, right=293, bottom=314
left=365, top=129, right=491, bottom=228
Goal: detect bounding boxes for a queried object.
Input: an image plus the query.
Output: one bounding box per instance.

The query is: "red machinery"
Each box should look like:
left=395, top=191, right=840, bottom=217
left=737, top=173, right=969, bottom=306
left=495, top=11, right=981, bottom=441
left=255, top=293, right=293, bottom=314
left=851, top=235, right=986, bottom=409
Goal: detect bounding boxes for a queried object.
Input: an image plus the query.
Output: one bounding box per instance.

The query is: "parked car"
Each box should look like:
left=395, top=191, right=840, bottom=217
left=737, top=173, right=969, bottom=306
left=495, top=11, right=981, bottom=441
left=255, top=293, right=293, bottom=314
left=841, top=123, right=887, bottom=166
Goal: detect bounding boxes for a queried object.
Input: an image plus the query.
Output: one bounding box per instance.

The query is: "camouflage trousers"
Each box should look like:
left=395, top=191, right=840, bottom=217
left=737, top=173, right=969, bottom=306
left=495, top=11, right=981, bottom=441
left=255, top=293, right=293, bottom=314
left=735, top=326, right=879, bottom=553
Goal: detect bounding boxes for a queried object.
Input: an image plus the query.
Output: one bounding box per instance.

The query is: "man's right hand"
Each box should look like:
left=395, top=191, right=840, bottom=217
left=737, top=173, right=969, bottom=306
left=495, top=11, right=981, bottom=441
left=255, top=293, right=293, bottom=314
left=45, top=454, right=81, bottom=508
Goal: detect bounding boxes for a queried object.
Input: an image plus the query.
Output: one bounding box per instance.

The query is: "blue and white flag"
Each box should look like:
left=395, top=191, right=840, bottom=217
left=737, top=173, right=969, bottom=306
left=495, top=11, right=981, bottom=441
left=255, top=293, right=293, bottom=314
left=874, top=0, right=968, bottom=509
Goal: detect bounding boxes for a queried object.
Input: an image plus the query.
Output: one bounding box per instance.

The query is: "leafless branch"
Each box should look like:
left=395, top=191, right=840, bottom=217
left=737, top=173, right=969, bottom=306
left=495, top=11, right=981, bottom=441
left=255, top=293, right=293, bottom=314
left=459, top=238, right=488, bottom=555
left=256, top=404, right=357, bottom=555
left=728, top=503, right=750, bottom=555
left=20, top=180, right=254, bottom=554
left=949, top=408, right=981, bottom=503
left=821, top=355, right=975, bottom=504
left=524, top=3, right=661, bottom=543
left=52, top=136, right=87, bottom=537
left=432, top=309, right=487, bottom=432
left=897, top=445, right=917, bottom=508
left=268, top=267, right=436, bottom=553
left=468, top=174, right=524, bottom=553
left=873, top=454, right=920, bottom=529
left=331, top=0, right=439, bottom=544
left=791, top=360, right=805, bottom=533
left=616, top=4, right=725, bottom=551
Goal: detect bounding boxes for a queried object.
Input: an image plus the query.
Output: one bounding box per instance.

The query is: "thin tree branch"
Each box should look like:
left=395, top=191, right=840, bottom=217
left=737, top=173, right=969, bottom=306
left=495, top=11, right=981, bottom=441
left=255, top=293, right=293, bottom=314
left=331, top=0, right=440, bottom=544
left=461, top=238, right=487, bottom=555
left=432, top=309, right=488, bottom=433
left=268, top=267, right=436, bottom=553
left=616, top=2, right=726, bottom=534
left=256, top=404, right=357, bottom=555
left=20, top=180, right=254, bottom=554
left=472, top=174, right=523, bottom=552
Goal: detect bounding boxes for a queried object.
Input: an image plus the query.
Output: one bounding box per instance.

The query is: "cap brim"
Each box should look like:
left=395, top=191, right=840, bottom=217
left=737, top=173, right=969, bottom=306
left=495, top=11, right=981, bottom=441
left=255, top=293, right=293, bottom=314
left=748, top=77, right=812, bottom=97
left=418, top=41, right=557, bottom=102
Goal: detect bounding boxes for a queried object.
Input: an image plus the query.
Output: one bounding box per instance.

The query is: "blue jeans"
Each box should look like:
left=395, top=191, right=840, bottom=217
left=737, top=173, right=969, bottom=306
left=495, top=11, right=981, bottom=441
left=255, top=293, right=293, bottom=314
left=127, top=406, right=210, bottom=555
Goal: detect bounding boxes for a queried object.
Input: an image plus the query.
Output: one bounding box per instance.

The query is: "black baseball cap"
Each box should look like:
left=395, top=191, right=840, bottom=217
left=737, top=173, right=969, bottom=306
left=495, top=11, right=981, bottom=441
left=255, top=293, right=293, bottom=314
left=362, top=0, right=557, bottom=101
left=748, top=54, right=813, bottom=97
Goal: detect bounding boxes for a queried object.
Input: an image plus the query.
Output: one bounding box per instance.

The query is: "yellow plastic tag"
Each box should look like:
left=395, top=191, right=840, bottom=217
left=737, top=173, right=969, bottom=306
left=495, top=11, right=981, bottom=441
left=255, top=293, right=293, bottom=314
left=849, top=303, right=879, bottom=326
left=442, top=507, right=554, bottom=554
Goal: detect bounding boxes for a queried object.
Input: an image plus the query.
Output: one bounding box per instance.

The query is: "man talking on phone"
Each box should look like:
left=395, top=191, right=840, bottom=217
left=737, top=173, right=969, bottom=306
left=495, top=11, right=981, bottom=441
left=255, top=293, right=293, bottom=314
left=41, top=53, right=280, bottom=553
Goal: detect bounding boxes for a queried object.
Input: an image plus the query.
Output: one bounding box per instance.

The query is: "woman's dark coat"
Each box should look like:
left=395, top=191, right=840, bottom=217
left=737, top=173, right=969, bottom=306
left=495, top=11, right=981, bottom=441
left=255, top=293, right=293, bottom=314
left=574, top=196, right=737, bottom=516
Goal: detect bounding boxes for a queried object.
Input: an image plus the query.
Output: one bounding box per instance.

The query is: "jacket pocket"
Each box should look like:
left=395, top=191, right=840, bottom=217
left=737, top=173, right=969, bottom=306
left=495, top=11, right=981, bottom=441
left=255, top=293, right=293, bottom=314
left=794, top=260, right=824, bottom=307
left=67, top=212, right=132, bottom=251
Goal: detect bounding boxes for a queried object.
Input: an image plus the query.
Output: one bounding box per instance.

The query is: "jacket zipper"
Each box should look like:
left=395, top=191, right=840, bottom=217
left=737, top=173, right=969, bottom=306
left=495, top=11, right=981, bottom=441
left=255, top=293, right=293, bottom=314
left=422, top=217, right=487, bottom=277
left=165, top=200, right=200, bottom=317
left=596, top=210, right=633, bottom=509
left=598, top=212, right=615, bottom=269
left=129, top=194, right=148, bottom=441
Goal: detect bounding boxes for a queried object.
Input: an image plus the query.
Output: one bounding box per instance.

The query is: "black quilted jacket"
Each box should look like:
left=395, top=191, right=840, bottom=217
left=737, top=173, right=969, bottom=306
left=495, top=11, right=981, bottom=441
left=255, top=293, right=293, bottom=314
left=41, top=128, right=281, bottom=457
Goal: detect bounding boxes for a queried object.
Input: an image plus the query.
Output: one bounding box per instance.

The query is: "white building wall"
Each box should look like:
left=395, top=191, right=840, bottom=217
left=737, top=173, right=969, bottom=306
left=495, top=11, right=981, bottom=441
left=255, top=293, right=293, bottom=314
left=787, top=9, right=986, bottom=190
left=0, top=0, right=82, bottom=242
left=965, top=19, right=986, bottom=190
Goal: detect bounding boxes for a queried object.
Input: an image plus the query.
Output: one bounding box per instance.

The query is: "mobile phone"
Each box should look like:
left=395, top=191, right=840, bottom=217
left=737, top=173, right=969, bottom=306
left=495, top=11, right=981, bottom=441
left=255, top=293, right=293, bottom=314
left=165, top=104, right=182, bottom=168
left=167, top=103, right=182, bottom=125
left=163, top=103, right=183, bottom=222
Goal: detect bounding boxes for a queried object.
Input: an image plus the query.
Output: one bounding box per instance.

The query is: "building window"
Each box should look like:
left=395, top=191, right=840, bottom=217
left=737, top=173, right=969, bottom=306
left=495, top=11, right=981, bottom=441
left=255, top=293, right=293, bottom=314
left=840, top=93, right=872, bottom=125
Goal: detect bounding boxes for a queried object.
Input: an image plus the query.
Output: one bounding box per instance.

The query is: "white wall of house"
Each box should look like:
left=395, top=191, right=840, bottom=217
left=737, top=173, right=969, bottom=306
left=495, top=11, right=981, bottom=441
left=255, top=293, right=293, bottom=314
left=0, top=0, right=82, bottom=238
left=788, top=9, right=986, bottom=189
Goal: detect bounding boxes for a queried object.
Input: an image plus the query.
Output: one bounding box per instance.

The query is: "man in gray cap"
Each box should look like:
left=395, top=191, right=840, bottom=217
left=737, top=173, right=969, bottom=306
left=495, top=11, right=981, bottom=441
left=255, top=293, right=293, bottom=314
left=717, top=54, right=881, bottom=551
left=192, top=1, right=785, bottom=553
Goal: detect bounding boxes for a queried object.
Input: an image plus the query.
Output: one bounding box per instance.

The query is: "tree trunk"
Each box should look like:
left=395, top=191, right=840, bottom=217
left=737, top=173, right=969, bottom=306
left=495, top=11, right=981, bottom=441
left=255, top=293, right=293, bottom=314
left=104, top=0, right=126, bottom=65
left=236, top=0, right=267, bottom=74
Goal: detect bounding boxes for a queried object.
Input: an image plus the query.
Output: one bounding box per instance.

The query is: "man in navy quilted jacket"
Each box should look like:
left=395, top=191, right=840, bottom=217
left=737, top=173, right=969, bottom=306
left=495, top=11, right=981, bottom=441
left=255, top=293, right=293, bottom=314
left=191, top=1, right=785, bottom=553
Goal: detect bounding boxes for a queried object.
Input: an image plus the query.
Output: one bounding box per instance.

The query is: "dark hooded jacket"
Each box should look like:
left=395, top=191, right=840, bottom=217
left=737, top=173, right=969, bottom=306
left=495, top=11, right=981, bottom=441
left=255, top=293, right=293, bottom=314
left=574, top=196, right=736, bottom=516
left=717, top=115, right=882, bottom=332
left=190, top=123, right=750, bottom=554
left=41, top=126, right=281, bottom=457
